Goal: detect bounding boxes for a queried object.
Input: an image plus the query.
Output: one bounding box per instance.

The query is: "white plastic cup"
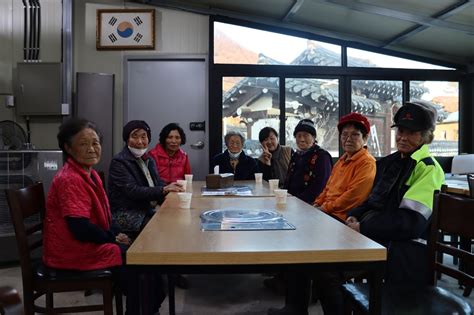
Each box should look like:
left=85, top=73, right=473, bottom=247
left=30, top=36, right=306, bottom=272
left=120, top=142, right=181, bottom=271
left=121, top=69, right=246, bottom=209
left=185, top=174, right=193, bottom=183
left=269, top=179, right=279, bottom=192
left=177, top=179, right=187, bottom=192
left=177, top=192, right=192, bottom=209
left=254, top=173, right=263, bottom=184
left=274, top=189, right=288, bottom=204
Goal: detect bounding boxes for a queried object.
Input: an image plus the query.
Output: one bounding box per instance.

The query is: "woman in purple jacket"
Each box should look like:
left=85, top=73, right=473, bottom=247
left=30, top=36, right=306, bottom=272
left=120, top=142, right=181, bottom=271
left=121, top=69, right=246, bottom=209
left=284, top=119, right=332, bottom=204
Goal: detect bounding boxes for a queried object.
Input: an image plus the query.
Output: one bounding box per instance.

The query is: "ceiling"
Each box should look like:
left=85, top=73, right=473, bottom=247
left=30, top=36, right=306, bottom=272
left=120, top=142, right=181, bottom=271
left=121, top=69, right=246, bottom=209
left=135, top=0, right=474, bottom=69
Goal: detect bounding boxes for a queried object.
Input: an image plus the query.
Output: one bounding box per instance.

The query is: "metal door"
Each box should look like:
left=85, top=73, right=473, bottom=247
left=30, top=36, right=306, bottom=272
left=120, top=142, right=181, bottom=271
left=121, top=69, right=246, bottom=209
left=76, top=72, right=114, bottom=182
left=124, top=55, right=208, bottom=180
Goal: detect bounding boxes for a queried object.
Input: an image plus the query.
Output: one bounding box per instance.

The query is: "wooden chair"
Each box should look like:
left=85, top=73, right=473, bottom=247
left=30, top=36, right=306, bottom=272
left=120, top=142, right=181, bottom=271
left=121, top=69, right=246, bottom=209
left=462, top=173, right=474, bottom=297
left=439, top=184, right=460, bottom=266
left=442, top=180, right=473, bottom=297
left=342, top=192, right=473, bottom=314
left=468, top=173, right=474, bottom=199
left=5, top=182, right=123, bottom=315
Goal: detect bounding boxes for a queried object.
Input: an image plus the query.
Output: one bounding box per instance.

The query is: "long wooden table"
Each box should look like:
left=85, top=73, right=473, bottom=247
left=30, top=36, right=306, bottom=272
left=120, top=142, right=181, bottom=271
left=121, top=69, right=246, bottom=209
left=127, top=193, right=386, bottom=314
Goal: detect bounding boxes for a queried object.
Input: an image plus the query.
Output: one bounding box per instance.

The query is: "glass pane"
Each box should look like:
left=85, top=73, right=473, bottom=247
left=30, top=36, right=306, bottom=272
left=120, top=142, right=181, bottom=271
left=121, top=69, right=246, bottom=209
left=410, top=81, right=459, bottom=156
left=351, top=80, right=403, bottom=157
left=284, top=78, right=339, bottom=157
left=214, top=22, right=341, bottom=66
left=348, top=48, right=453, bottom=70
left=222, top=76, right=280, bottom=158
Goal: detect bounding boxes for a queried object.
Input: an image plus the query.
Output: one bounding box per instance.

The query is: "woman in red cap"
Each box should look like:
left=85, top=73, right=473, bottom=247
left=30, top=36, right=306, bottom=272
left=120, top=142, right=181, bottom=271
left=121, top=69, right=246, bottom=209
left=313, top=112, right=376, bottom=221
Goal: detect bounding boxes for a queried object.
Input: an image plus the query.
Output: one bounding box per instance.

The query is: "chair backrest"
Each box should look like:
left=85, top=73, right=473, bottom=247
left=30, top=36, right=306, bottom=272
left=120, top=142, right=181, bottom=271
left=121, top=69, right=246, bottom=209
left=451, top=154, right=474, bottom=175
left=428, top=192, right=474, bottom=288
left=468, top=174, right=474, bottom=199
left=5, top=182, right=45, bottom=298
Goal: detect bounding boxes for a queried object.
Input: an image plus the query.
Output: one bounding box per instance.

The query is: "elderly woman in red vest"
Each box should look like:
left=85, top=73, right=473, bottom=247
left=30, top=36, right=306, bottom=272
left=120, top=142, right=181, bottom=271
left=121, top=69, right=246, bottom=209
left=43, top=118, right=126, bottom=271
left=43, top=118, right=162, bottom=315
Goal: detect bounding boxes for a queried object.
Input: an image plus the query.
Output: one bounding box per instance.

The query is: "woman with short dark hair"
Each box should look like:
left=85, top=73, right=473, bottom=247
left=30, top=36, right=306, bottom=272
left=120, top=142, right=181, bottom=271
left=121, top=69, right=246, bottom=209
left=45, top=118, right=125, bottom=271
left=149, top=122, right=191, bottom=184
left=257, top=127, right=293, bottom=185
left=43, top=118, right=146, bottom=312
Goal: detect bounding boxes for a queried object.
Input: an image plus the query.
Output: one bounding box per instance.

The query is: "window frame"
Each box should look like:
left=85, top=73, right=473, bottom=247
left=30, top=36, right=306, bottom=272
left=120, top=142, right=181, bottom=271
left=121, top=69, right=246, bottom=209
left=209, top=16, right=468, bottom=169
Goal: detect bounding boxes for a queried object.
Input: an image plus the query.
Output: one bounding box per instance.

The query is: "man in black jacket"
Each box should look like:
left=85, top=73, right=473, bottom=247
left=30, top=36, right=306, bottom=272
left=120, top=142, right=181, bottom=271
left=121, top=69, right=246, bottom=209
left=268, top=101, right=445, bottom=315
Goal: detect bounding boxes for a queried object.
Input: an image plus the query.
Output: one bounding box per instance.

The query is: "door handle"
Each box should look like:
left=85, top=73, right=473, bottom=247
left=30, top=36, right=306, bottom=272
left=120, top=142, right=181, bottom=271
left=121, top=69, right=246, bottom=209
left=190, top=140, right=205, bottom=150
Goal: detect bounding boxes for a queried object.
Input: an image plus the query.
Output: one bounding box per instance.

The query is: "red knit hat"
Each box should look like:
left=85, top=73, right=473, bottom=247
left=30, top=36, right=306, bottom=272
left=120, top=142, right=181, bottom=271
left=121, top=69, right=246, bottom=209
left=337, top=113, right=371, bottom=134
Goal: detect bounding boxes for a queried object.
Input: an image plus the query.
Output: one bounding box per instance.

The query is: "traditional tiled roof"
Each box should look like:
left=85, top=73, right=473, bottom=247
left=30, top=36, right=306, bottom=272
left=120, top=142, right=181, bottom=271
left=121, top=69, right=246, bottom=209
left=223, top=44, right=448, bottom=120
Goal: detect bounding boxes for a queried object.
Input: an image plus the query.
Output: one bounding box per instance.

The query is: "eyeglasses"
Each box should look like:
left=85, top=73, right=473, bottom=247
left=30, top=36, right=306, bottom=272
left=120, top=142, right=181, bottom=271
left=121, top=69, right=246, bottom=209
left=228, top=141, right=242, bottom=147
left=341, top=132, right=362, bottom=140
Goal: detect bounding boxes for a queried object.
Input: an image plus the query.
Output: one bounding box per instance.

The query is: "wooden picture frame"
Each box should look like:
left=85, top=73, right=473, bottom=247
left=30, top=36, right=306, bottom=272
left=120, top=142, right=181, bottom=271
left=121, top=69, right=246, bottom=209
left=96, top=9, right=155, bottom=50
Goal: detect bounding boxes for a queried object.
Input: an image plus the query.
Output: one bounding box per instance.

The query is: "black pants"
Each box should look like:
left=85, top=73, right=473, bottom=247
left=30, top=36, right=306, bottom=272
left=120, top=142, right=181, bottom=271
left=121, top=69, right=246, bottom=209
left=285, top=241, right=428, bottom=314
left=122, top=268, right=166, bottom=315
left=116, top=244, right=166, bottom=315
left=284, top=271, right=346, bottom=315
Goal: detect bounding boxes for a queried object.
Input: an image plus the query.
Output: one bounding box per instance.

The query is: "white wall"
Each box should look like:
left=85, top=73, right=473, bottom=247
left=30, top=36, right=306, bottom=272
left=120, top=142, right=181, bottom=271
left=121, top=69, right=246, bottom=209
left=74, top=0, right=209, bottom=152
left=0, top=0, right=208, bottom=151
left=0, top=0, right=62, bottom=149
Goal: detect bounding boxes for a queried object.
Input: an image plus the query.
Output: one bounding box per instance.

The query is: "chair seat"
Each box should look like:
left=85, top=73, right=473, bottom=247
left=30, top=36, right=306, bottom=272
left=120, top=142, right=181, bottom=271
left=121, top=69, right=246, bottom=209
left=35, top=263, right=113, bottom=281
left=5, top=183, right=122, bottom=315
left=342, top=283, right=473, bottom=315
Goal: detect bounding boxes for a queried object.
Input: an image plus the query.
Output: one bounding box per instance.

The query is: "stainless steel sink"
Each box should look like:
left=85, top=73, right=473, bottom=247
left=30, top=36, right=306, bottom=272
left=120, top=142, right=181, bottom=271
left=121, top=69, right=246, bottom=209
left=200, top=209, right=295, bottom=231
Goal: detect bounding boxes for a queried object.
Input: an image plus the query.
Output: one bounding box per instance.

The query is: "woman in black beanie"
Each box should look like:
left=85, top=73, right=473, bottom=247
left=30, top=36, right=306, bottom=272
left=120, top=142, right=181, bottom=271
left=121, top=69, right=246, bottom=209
left=284, top=119, right=333, bottom=204
left=108, top=120, right=183, bottom=237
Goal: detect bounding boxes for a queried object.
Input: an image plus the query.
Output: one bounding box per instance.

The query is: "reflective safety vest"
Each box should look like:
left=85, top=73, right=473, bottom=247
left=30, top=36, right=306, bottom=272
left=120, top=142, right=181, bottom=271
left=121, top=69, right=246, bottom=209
left=400, top=144, right=445, bottom=219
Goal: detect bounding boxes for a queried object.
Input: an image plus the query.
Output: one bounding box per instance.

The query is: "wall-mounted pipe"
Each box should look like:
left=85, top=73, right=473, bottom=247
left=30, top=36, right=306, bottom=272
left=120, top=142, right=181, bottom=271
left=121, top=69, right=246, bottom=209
left=62, top=0, right=73, bottom=120
left=31, top=0, right=35, bottom=60
left=36, top=0, right=41, bottom=61
left=22, top=0, right=41, bottom=61
left=28, top=0, right=34, bottom=61
left=22, top=0, right=27, bottom=61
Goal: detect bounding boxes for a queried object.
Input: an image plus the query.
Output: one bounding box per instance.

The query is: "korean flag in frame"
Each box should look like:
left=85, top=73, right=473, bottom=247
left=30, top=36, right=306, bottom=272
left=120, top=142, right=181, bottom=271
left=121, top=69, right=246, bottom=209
left=97, top=9, right=155, bottom=50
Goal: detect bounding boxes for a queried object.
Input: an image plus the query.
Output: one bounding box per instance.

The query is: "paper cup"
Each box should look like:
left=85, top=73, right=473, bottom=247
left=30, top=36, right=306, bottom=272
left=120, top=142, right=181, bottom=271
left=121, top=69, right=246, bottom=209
left=269, top=179, right=279, bottom=192
left=177, top=179, right=187, bottom=192
left=274, top=189, right=288, bottom=204
left=254, top=173, right=263, bottom=183
left=177, top=192, right=192, bottom=209
left=185, top=174, right=193, bottom=183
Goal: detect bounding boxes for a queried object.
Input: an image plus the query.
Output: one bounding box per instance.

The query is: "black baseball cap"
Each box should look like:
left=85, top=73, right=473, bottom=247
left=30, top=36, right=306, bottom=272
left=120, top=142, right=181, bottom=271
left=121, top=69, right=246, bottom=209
left=391, top=101, right=437, bottom=132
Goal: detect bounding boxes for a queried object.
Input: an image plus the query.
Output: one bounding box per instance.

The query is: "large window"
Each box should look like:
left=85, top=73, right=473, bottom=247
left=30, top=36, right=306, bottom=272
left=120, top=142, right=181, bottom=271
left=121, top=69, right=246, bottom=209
left=351, top=80, right=402, bottom=157
left=347, top=48, right=453, bottom=70
left=214, top=22, right=341, bottom=66
left=211, top=19, right=463, bottom=160
left=410, top=81, right=459, bottom=156
left=284, top=78, right=339, bottom=157
left=222, top=76, right=279, bottom=158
